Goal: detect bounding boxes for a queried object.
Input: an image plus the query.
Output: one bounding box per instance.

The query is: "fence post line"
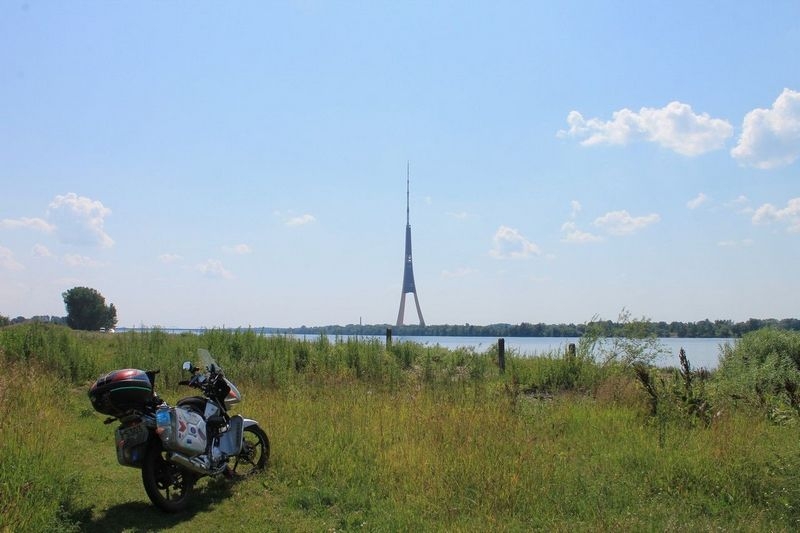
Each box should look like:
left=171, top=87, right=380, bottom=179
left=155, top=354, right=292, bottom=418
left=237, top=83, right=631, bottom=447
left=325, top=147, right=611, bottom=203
left=498, top=338, right=505, bottom=373
left=567, top=343, right=576, bottom=360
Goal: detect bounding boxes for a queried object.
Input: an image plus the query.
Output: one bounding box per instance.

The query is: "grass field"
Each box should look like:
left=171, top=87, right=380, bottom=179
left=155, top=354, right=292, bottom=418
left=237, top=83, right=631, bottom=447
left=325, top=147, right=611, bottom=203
left=2, top=323, right=800, bottom=531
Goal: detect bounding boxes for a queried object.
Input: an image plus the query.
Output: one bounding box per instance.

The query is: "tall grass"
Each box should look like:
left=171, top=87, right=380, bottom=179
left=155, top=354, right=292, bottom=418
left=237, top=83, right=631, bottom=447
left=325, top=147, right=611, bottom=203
left=263, top=382, right=800, bottom=530
left=0, top=360, right=87, bottom=532
left=2, top=324, right=800, bottom=530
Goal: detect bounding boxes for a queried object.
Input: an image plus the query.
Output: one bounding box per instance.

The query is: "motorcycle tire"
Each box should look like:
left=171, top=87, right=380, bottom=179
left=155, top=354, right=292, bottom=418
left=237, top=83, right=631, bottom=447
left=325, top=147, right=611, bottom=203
left=231, top=424, right=270, bottom=476
left=141, top=439, right=196, bottom=513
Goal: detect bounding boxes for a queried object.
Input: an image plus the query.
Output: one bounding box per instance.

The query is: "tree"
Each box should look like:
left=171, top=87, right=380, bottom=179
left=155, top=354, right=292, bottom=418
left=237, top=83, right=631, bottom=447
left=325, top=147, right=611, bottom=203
left=62, top=287, right=117, bottom=331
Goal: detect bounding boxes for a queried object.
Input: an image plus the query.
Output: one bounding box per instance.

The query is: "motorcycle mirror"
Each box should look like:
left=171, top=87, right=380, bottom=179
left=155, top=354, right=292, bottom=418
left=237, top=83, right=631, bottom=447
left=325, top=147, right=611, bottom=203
left=182, top=361, right=193, bottom=372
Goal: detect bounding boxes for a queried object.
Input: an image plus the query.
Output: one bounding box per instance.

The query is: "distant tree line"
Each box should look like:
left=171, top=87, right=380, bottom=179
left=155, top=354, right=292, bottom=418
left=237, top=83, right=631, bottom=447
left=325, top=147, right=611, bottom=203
left=286, top=318, right=800, bottom=339
left=1, top=286, right=117, bottom=331
left=3, top=310, right=798, bottom=339
left=1, top=314, right=67, bottom=326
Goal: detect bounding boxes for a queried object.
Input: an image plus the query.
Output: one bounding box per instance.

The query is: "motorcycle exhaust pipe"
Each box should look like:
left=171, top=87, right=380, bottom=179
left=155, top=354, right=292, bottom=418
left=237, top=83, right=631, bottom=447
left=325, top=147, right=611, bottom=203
left=167, top=452, right=213, bottom=475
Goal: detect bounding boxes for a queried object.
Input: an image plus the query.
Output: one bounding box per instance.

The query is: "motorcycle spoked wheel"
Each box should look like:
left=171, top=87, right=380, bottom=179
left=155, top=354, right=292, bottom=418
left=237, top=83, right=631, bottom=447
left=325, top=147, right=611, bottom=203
left=230, top=425, right=270, bottom=476
left=141, top=440, right=196, bottom=512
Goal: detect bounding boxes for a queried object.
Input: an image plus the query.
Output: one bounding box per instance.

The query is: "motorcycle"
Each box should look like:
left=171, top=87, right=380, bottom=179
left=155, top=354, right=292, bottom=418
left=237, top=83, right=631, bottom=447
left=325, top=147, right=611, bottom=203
left=88, top=348, right=270, bottom=512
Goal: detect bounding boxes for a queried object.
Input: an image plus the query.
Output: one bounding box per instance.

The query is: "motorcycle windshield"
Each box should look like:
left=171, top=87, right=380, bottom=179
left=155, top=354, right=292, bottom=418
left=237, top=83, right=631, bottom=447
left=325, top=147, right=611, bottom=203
left=198, top=348, right=220, bottom=372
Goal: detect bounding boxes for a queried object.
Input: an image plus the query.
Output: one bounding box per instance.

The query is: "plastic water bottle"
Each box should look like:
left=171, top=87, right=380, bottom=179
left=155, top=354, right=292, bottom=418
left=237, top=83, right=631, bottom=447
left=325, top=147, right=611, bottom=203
left=156, top=407, right=174, bottom=449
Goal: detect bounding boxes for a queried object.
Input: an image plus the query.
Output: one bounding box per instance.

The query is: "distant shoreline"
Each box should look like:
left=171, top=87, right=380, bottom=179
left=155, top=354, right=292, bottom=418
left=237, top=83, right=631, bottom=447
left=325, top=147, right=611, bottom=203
left=109, top=317, right=800, bottom=339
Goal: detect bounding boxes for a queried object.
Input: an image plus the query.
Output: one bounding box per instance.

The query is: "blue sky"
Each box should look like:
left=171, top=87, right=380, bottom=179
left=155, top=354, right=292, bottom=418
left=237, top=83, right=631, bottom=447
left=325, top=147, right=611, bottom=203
left=1, top=1, right=799, bottom=329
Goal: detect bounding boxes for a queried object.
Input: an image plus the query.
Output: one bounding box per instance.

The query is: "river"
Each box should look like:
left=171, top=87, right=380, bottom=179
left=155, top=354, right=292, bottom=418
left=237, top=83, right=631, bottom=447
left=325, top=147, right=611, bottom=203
left=120, top=328, right=734, bottom=369
left=387, top=335, right=733, bottom=369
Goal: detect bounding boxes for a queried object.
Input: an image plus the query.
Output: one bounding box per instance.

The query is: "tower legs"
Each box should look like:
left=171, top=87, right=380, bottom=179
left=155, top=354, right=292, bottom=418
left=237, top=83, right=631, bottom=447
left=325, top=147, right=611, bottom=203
left=396, top=291, right=425, bottom=327
left=412, top=292, right=425, bottom=327
left=396, top=293, right=406, bottom=327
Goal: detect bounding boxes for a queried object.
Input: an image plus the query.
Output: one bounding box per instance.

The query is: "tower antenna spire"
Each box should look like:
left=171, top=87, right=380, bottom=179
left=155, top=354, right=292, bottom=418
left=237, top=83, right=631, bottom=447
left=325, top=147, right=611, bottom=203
left=396, top=162, right=425, bottom=327
left=406, top=161, right=410, bottom=225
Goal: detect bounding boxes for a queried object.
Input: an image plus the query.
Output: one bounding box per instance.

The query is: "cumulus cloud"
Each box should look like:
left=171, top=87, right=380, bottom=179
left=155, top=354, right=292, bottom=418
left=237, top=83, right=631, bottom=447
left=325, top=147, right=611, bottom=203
left=223, top=243, right=253, bottom=254
left=687, top=193, right=709, bottom=209
left=197, top=259, right=233, bottom=279
left=593, top=210, right=660, bottom=235
left=489, top=226, right=541, bottom=259
left=718, top=239, right=754, bottom=247
left=570, top=200, right=582, bottom=218
left=0, top=217, right=55, bottom=233
left=285, top=214, right=316, bottom=227
left=47, top=193, right=113, bottom=247
left=0, top=246, right=24, bottom=271
left=442, top=267, right=476, bottom=278
left=558, top=102, right=733, bottom=156
left=64, top=253, right=103, bottom=267
left=561, top=221, right=603, bottom=243
left=731, top=89, right=800, bottom=169
left=32, top=244, right=53, bottom=257
left=726, top=195, right=750, bottom=209
left=159, top=253, right=182, bottom=264
left=751, top=198, right=800, bottom=233
left=561, top=201, right=601, bottom=243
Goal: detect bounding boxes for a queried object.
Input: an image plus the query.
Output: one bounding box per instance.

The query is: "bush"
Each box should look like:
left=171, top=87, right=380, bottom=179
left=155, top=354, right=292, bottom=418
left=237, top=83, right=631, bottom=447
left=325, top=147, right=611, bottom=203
left=715, top=329, right=800, bottom=418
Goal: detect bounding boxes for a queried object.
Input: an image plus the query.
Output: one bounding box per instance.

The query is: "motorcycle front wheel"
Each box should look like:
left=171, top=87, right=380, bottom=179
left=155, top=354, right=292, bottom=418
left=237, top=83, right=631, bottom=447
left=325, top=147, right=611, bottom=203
left=141, top=440, right=195, bottom=512
left=231, top=424, right=269, bottom=476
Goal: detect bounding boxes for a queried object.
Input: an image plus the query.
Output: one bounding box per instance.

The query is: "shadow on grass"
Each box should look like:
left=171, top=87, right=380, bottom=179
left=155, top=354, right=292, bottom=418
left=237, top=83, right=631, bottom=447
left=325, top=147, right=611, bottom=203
left=76, top=477, right=234, bottom=532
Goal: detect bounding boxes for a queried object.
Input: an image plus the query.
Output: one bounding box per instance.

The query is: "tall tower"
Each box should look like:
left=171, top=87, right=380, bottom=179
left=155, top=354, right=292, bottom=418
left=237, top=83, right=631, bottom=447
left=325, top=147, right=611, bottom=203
left=396, top=163, right=425, bottom=327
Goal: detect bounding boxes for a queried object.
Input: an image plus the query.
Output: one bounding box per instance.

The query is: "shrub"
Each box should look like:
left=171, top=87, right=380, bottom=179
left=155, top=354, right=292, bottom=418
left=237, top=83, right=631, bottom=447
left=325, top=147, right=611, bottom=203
left=715, top=329, right=800, bottom=419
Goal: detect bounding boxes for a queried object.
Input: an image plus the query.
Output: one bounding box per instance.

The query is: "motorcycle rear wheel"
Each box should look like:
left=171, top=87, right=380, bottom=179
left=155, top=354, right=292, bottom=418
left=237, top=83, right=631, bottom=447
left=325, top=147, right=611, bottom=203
left=141, top=440, right=195, bottom=512
left=231, top=425, right=269, bottom=476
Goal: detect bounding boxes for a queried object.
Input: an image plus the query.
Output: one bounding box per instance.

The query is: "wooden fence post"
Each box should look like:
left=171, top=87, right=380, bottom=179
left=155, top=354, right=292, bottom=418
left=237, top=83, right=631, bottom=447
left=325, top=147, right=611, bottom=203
left=567, top=343, right=576, bottom=360
left=498, top=338, right=505, bottom=373
left=386, top=328, right=392, bottom=349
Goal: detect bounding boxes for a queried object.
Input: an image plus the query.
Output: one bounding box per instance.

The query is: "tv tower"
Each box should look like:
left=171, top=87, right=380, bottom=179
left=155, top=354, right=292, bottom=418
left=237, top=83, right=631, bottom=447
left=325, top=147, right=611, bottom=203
left=396, top=162, right=425, bottom=327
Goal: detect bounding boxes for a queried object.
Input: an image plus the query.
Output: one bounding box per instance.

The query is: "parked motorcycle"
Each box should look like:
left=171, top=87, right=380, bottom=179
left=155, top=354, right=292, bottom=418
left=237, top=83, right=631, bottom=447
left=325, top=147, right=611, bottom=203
left=88, top=348, right=269, bottom=512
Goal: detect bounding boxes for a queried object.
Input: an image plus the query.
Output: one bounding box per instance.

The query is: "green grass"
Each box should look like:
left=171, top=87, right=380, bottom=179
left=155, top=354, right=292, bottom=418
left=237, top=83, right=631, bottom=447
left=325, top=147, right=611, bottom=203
left=2, top=324, right=800, bottom=531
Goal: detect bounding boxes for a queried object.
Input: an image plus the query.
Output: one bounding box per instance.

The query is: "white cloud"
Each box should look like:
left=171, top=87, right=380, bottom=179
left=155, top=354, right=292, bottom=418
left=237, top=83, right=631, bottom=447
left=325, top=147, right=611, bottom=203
left=562, top=201, right=602, bottom=243
left=718, top=239, right=754, bottom=247
left=593, top=210, right=660, bottom=235
left=32, top=244, right=53, bottom=257
left=687, top=193, right=709, bottom=210
left=442, top=267, right=476, bottom=278
left=726, top=195, right=750, bottom=208
left=47, top=193, right=114, bottom=247
left=561, top=221, right=603, bottom=243
left=159, top=253, right=182, bottom=264
left=489, top=226, right=541, bottom=259
left=751, top=198, right=800, bottom=233
left=725, top=195, right=754, bottom=216
left=446, top=211, right=469, bottom=220
left=223, top=243, right=253, bottom=255
left=64, top=253, right=103, bottom=267
left=0, top=246, right=24, bottom=271
left=570, top=200, right=582, bottom=218
left=731, top=88, right=800, bottom=169
left=285, top=214, right=316, bottom=227
left=558, top=102, right=733, bottom=156
left=197, top=259, right=233, bottom=279
left=0, top=217, right=55, bottom=233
